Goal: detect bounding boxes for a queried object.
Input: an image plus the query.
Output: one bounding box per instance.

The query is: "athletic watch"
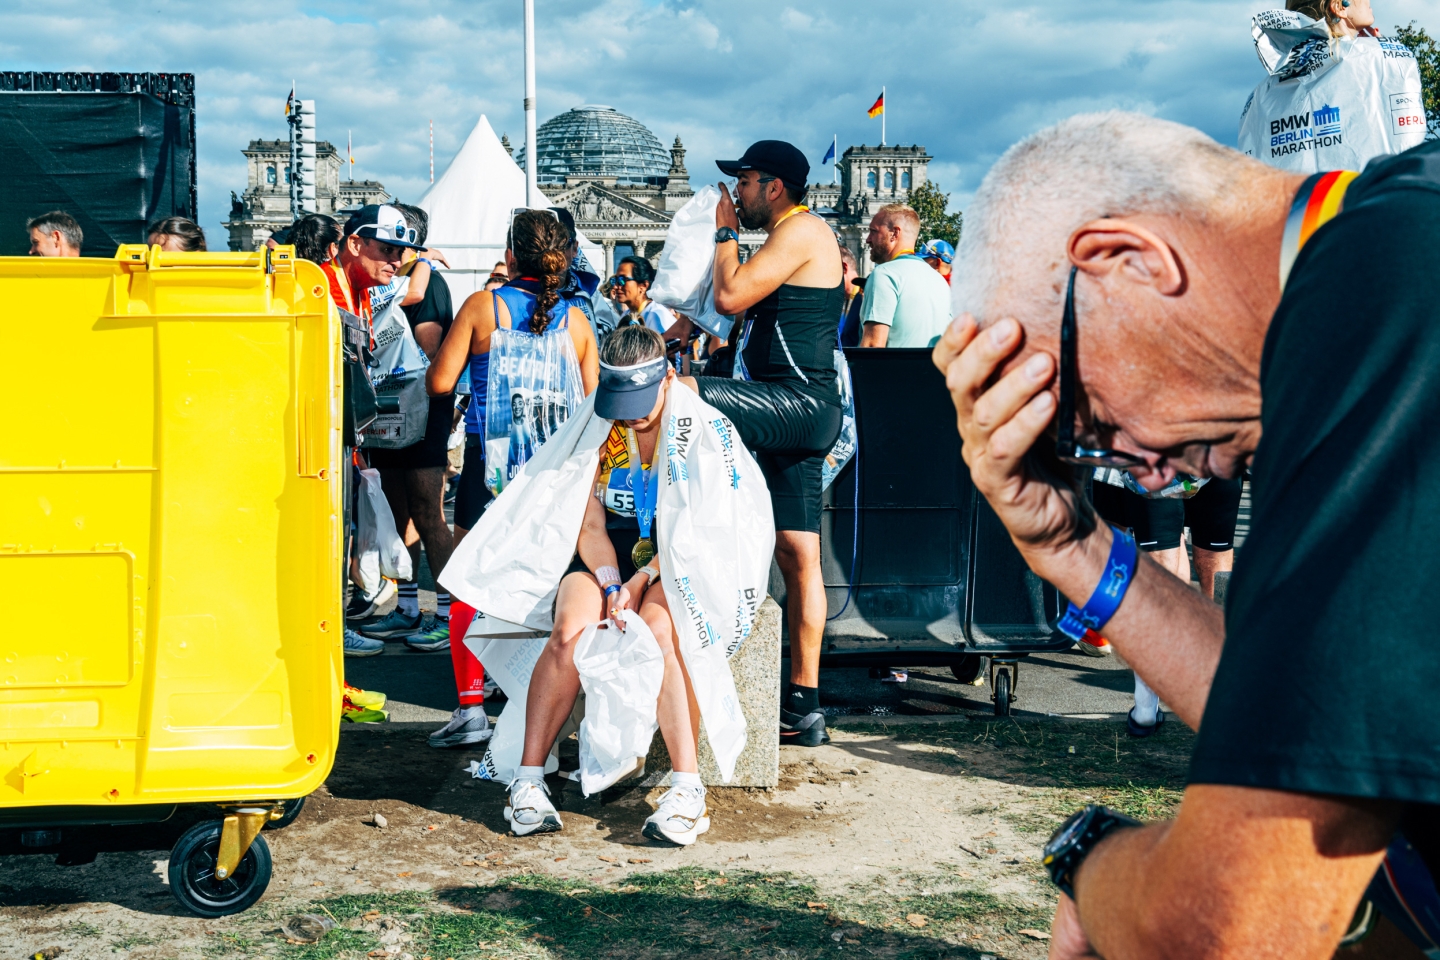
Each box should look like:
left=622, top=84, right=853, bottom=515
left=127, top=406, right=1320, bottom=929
left=714, top=226, right=739, bottom=245
left=1042, top=805, right=1141, bottom=898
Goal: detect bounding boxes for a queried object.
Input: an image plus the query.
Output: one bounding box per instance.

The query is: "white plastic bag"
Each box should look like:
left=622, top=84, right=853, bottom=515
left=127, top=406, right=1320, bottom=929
left=361, top=276, right=432, bottom=449
left=655, top=386, right=774, bottom=779
left=650, top=185, right=732, bottom=341
left=822, top=350, right=857, bottom=490
left=484, top=319, right=585, bottom=496
left=1239, top=11, right=1427, bottom=173
left=355, top=468, right=412, bottom=590
left=573, top=612, right=664, bottom=795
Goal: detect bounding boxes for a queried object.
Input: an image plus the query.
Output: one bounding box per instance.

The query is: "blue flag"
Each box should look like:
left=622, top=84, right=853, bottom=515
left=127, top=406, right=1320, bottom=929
left=822, top=141, right=836, bottom=165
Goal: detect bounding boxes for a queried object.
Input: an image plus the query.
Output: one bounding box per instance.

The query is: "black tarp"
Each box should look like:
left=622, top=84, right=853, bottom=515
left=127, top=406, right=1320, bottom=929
left=0, top=72, right=196, bottom=257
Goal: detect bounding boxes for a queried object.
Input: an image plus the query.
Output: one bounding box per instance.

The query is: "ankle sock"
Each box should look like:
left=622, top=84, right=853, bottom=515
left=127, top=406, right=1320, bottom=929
left=398, top=581, right=419, bottom=617
left=437, top=590, right=450, bottom=622
left=1132, top=673, right=1160, bottom=726
left=516, top=765, right=546, bottom=783
left=672, top=771, right=704, bottom=791
left=786, top=683, right=820, bottom=717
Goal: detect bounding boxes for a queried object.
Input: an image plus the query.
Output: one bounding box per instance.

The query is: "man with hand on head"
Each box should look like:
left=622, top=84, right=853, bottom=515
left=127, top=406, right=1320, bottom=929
left=860, top=204, right=951, bottom=348
left=682, top=139, right=844, bottom=747
left=27, top=211, right=82, bottom=257
left=934, top=112, right=1440, bottom=958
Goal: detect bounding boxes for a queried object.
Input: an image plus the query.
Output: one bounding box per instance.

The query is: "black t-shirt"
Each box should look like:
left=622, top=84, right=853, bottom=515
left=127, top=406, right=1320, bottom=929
left=401, top=266, right=453, bottom=343
left=402, top=268, right=454, bottom=399
left=1190, top=141, right=1440, bottom=819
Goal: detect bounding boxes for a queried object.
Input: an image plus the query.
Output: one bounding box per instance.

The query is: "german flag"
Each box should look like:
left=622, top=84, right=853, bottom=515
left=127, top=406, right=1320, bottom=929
left=867, top=91, right=884, bottom=118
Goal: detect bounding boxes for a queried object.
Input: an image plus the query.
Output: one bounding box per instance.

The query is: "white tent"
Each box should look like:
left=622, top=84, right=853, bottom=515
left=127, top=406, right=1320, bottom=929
left=418, top=115, right=603, bottom=302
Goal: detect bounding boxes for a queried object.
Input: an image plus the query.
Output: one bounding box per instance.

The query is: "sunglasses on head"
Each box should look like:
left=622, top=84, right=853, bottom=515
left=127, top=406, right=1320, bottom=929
left=1055, top=265, right=1145, bottom=468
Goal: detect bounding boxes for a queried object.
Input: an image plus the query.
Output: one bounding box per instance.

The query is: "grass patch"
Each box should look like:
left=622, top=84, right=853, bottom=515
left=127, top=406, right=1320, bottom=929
left=243, top=868, right=1052, bottom=959
left=843, top=717, right=1191, bottom=835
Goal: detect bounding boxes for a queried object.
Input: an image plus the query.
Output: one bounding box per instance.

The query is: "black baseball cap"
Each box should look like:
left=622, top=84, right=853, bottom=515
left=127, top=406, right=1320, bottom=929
left=716, top=140, right=809, bottom=193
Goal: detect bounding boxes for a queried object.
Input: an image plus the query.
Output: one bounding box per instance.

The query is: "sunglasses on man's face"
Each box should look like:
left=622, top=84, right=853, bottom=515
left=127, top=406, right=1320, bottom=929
left=1055, top=265, right=1145, bottom=468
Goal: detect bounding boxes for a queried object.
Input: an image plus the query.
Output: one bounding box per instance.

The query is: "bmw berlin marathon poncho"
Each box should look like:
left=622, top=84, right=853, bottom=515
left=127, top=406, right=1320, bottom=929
left=438, top=386, right=775, bottom=792
left=1239, top=9, right=1427, bottom=173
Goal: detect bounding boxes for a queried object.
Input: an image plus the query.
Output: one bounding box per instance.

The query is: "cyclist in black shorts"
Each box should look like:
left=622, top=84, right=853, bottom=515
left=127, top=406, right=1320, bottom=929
left=674, top=140, right=843, bottom=748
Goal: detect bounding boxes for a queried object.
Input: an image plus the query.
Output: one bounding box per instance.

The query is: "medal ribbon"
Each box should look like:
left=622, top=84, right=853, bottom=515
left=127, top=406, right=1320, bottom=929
left=625, top=428, right=659, bottom=543
left=1279, top=170, right=1358, bottom=291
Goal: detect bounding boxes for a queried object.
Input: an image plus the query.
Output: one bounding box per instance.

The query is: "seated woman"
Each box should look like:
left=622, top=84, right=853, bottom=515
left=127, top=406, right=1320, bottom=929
left=504, top=325, right=709, bottom=846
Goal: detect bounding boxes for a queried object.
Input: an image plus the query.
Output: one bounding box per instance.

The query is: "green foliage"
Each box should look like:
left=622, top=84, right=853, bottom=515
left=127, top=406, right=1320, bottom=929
left=1394, top=21, right=1440, bottom=138
left=906, top=179, right=963, bottom=247
left=246, top=868, right=1053, bottom=959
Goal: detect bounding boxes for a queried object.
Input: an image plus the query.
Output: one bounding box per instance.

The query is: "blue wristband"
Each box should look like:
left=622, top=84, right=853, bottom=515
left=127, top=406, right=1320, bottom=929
left=602, top=584, right=621, bottom=598
left=1054, top=526, right=1137, bottom=641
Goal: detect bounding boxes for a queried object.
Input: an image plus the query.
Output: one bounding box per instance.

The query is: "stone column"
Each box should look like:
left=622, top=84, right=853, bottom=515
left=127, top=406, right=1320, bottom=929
left=645, top=597, right=780, bottom=788
left=602, top=241, right=615, bottom=276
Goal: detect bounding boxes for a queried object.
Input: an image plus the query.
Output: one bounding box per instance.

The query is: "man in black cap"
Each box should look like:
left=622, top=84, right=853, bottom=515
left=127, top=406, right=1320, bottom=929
left=679, top=139, right=844, bottom=747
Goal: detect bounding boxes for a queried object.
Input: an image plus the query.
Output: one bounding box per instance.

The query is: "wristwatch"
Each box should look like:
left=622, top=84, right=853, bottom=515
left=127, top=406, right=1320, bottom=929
left=640, top=564, right=660, bottom=586
left=714, top=226, right=739, bottom=245
left=1042, top=805, right=1141, bottom=898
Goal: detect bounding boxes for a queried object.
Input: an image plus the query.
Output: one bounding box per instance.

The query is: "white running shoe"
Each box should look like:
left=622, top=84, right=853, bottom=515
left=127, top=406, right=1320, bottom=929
left=642, top=784, right=710, bottom=846
left=427, top=706, right=492, bottom=748
left=504, top=778, right=562, bottom=836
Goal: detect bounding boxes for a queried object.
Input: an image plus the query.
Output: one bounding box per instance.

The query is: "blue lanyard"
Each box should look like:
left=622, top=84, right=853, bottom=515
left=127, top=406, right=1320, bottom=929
left=626, top=428, right=659, bottom=539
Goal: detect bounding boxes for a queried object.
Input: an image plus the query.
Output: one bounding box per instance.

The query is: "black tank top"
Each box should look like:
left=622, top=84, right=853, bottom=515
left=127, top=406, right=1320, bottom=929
left=738, top=282, right=844, bottom=399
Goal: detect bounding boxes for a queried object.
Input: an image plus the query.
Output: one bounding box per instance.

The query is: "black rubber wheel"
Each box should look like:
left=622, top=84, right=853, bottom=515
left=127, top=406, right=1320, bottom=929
left=949, top=654, right=986, bottom=685
left=993, top=669, right=1012, bottom=717
left=168, top=820, right=272, bottom=917
left=263, top=797, right=305, bottom=831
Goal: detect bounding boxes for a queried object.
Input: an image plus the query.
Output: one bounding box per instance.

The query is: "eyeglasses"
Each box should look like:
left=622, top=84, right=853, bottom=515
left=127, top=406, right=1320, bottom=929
left=731, top=176, right=776, bottom=191
left=1055, top=266, right=1145, bottom=468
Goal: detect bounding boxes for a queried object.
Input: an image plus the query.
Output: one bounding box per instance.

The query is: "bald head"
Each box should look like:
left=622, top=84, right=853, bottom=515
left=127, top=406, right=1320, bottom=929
left=952, top=110, right=1303, bottom=483
left=866, top=203, right=921, bottom=263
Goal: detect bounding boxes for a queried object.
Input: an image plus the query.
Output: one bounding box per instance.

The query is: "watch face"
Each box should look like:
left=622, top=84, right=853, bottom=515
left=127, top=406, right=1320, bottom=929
left=1044, top=807, right=1090, bottom=858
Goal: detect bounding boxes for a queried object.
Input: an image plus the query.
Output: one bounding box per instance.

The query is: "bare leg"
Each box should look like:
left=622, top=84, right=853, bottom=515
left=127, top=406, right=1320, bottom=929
left=520, top=572, right=604, bottom=768
left=1192, top=546, right=1233, bottom=600
left=379, top=468, right=422, bottom=592
left=1147, top=544, right=1191, bottom=583
left=775, top=530, right=824, bottom=687
left=403, top=466, right=454, bottom=578
left=640, top=584, right=701, bottom=774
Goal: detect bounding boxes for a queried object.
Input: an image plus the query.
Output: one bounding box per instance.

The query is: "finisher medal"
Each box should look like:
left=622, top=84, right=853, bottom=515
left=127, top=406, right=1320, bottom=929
left=631, top=537, right=655, bottom=569
left=626, top=427, right=660, bottom=572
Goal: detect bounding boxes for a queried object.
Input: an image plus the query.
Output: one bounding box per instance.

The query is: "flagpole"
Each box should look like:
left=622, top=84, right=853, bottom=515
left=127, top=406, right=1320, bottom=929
left=882, top=85, right=886, bottom=146
left=832, top=134, right=838, bottom=184
left=429, top=120, right=434, bottom=184
left=523, top=0, right=539, bottom=208
left=347, top=130, right=353, bottom=182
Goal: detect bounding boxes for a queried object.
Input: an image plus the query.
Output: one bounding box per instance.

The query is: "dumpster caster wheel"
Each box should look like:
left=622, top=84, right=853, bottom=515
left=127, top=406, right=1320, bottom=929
left=264, top=797, right=305, bottom=831
left=949, top=654, right=986, bottom=685
left=168, top=821, right=272, bottom=917
left=993, top=668, right=1012, bottom=717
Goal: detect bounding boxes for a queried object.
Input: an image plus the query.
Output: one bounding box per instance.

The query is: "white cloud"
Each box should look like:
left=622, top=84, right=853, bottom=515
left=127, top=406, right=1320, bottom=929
left=1, top=0, right=1436, bottom=242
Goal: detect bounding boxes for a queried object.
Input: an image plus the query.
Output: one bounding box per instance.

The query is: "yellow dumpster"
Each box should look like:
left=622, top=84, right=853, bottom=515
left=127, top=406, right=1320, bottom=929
left=1, top=245, right=343, bottom=915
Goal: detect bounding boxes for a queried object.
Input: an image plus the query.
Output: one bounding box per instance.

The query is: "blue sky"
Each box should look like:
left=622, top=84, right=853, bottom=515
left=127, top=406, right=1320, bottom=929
left=2, top=0, right=1435, bottom=245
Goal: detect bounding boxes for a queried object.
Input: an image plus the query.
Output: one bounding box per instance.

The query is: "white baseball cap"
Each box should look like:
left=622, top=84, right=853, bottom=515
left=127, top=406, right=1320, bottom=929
left=343, top=204, right=424, bottom=249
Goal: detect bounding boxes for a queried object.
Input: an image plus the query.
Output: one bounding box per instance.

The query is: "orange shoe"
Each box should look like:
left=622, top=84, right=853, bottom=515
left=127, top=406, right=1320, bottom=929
left=1077, top=629, right=1114, bottom=657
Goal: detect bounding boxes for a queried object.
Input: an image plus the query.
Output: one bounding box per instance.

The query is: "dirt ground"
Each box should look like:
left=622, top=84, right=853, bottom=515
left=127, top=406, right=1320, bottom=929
left=1, top=715, right=1199, bottom=960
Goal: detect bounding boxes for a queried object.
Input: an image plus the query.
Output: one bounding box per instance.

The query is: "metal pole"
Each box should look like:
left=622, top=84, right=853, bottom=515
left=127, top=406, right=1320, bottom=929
left=832, top=134, right=838, bottom=185
left=288, top=81, right=300, bottom=218
left=881, top=86, right=886, bottom=147
left=523, top=0, right=539, bottom=207
left=429, top=120, right=434, bottom=183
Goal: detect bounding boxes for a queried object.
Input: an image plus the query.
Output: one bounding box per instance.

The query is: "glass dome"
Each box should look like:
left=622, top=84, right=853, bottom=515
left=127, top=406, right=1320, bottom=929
left=515, top=105, right=670, bottom=186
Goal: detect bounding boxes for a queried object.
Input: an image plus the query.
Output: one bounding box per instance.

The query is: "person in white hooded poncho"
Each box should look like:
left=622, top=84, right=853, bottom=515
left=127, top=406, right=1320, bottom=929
left=440, top=325, right=775, bottom=846
left=1238, top=0, right=1427, bottom=173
